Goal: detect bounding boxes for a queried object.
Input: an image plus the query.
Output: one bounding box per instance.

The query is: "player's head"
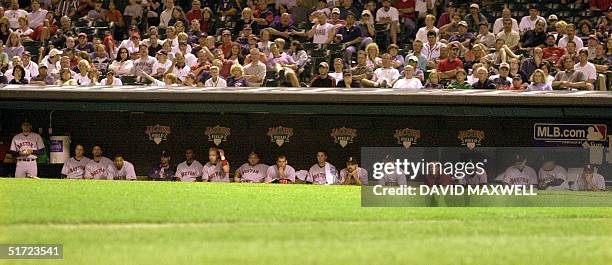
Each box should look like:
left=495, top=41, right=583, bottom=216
left=208, top=147, right=219, bottom=163
left=513, top=154, right=526, bottom=169
left=74, top=144, right=85, bottom=157
left=20, top=120, right=32, bottom=133
left=92, top=145, right=103, bottom=157
left=346, top=156, right=358, bottom=171
left=160, top=151, right=171, bottom=165
left=541, top=157, right=556, bottom=171
left=114, top=154, right=124, bottom=169
left=316, top=150, right=328, bottom=164
left=583, top=164, right=594, bottom=177
left=248, top=152, right=259, bottom=166
left=184, top=148, right=195, bottom=161
left=276, top=155, right=288, bottom=167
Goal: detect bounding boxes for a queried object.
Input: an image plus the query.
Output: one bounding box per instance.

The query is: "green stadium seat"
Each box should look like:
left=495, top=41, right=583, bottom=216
left=120, top=75, right=138, bottom=85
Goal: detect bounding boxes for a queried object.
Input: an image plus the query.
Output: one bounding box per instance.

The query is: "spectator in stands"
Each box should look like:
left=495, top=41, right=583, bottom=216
left=198, top=7, right=215, bottom=36
left=365, top=42, right=381, bottom=68
left=288, top=41, right=308, bottom=76
left=15, top=17, right=33, bottom=40
left=363, top=53, right=400, bottom=88
left=337, top=68, right=361, bottom=88
left=32, top=14, right=57, bottom=42
left=508, top=58, right=526, bottom=82
left=328, top=8, right=346, bottom=26
left=352, top=50, right=374, bottom=82
left=394, top=0, right=417, bottom=41
left=204, top=66, right=227, bottom=87
left=268, top=42, right=299, bottom=87
left=439, top=11, right=461, bottom=39
left=108, top=47, right=133, bottom=76
left=167, top=52, right=190, bottom=81
left=557, top=41, right=578, bottom=69
left=55, top=67, right=78, bottom=85
left=328, top=57, right=344, bottom=85
left=133, top=44, right=157, bottom=77
left=490, top=62, right=513, bottom=90
left=521, top=47, right=544, bottom=79
left=404, top=56, right=424, bottom=81
left=338, top=0, right=360, bottom=20
left=4, top=32, right=23, bottom=59
left=591, top=43, right=610, bottom=75
left=119, top=32, right=141, bottom=54
left=437, top=43, right=463, bottom=80
left=475, top=22, right=495, bottom=49
left=76, top=33, right=93, bottom=53
left=168, top=6, right=188, bottom=28
left=447, top=68, right=470, bottom=89
left=105, top=1, right=124, bottom=28
left=217, top=0, right=239, bottom=17
left=86, top=0, right=106, bottom=22
left=359, top=10, right=375, bottom=40
left=304, top=11, right=335, bottom=45
left=511, top=75, right=526, bottom=90
left=472, top=67, right=495, bottom=89
left=542, top=34, right=565, bottom=62
left=388, top=44, right=404, bottom=69
left=99, top=70, right=122, bottom=86
left=28, top=0, right=47, bottom=29
left=423, top=30, right=445, bottom=68
left=124, top=0, right=144, bottom=25
left=464, top=4, right=486, bottom=33
left=527, top=69, right=553, bottom=91
left=586, top=35, right=599, bottom=59
left=310, top=62, right=335, bottom=87
left=376, top=0, right=400, bottom=44
left=186, top=0, right=204, bottom=22
left=519, top=5, right=546, bottom=34
left=9, top=64, right=28, bottom=84
left=539, top=61, right=555, bottom=86
left=243, top=48, right=266, bottom=87
left=0, top=17, right=11, bottom=43
left=41, top=48, right=62, bottom=76
left=74, top=59, right=92, bottom=85
left=227, top=64, right=248, bottom=87
left=493, top=7, right=518, bottom=34
left=519, top=19, right=547, bottom=49
left=393, top=65, right=422, bottom=89
left=558, top=24, right=583, bottom=50
left=497, top=18, right=520, bottom=51
left=415, top=14, right=438, bottom=44
left=88, top=69, right=101, bottom=85
left=574, top=48, right=597, bottom=85
left=438, top=2, right=457, bottom=28
left=577, top=20, right=593, bottom=44
left=159, top=0, right=174, bottom=28
left=448, top=21, right=473, bottom=47
left=228, top=42, right=244, bottom=65
left=552, top=56, right=592, bottom=90
left=423, top=70, right=444, bottom=89
left=546, top=14, right=558, bottom=32
left=552, top=20, right=567, bottom=41
left=5, top=1, right=27, bottom=29
left=406, top=40, right=426, bottom=72
left=30, top=65, right=55, bottom=85
left=337, top=12, right=368, bottom=63
left=21, top=52, right=37, bottom=78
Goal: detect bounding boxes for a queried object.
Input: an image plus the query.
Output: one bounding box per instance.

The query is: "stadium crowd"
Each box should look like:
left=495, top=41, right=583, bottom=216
left=0, top=0, right=609, bottom=90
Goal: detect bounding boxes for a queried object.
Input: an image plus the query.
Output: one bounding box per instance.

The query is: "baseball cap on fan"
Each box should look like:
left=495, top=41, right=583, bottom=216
left=160, top=150, right=170, bottom=157
left=469, top=3, right=479, bottom=9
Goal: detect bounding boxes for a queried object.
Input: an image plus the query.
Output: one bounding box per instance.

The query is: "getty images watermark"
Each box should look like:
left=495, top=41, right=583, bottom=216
left=360, top=147, right=611, bottom=207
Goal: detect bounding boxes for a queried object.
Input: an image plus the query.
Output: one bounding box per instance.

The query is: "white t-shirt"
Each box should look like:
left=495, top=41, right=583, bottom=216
left=74, top=73, right=91, bottom=85
left=204, top=77, right=227, bottom=87
left=415, top=26, right=438, bottom=44
left=152, top=60, right=172, bottom=76
left=574, top=62, right=597, bottom=81
left=373, top=67, right=401, bottom=84
left=99, top=77, right=123, bottom=86
left=393, top=77, right=422, bottom=89
left=28, top=9, right=48, bottom=28
left=313, top=23, right=335, bottom=44
left=376, top=7, right=399, bottom=22
left=519, top=15, right=546, bottom=32
left=422, top=42, right=445, bottom=61
left=558, top=35, right=584, bottom=50
left=172, top=64, right=191, bottom=81
left=493, top=18, right=519, bottom=34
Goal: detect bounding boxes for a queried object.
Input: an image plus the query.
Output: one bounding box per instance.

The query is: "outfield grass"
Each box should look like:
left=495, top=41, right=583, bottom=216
left=0, top=178, right=611, bottom=265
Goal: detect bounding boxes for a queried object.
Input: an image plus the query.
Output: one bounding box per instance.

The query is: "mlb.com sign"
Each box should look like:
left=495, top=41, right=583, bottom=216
left=533, top=123, right=608, bottom=146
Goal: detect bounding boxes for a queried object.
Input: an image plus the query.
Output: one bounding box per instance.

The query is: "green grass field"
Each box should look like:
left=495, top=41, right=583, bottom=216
left=1, top=178, right=611, bottom=265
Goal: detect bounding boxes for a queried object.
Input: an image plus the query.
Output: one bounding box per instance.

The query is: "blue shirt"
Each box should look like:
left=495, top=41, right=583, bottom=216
left=338, top=25, right=362, bottom=44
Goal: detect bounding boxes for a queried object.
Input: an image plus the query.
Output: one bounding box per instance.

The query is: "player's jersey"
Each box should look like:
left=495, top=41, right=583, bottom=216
left=10, top=132, right=44, bottom=159
left=339, top=167, right=369, bottom=185
left=237, top=163, right=269, bottom=183
left=110, top=160, right=137, bottom=180
left=572, top=173, right=606, bottom=191
left=459, top=171, right=488, bottom=186
left=538, top=165, right=569, bottom=190
left=175, top=160, right=203, bottom=182
left=265, top=165, right=296, bottom=183
left=84, top=157, right=114, bottom=180
left=203, top=161, right=229, bottom=182
left=502, top=166, right=538, bottom=185
left=377, top=172, right=407, bottom=186
left=61, top=156, right=92, bottom=179
left=308, top=162, right=339, bottom=184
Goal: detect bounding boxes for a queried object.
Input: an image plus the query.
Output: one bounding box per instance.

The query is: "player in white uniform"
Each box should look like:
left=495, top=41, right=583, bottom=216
left=307, top=150, right=339, bottom=185
left=502, top=155, right=538, bottom=186
left=377, top=155, right=407, bottom=186
left=174, top=148, right=203, bottom=182
left=61, top=144, right=91, bottom=179
left=202, top=147, right=230, bottom=182
left=109, top=154, right=137, bottom=180
left=10, top=120, right=45, bottom=178
left=84, top=145, right=114, bottom=180
left=234, top=152, right=268, bottom=183
left=339, top=157, right=368, bottom=185
left=537, top=158, right=569, bottom=190
left=572, top=165, right=606, bottom=191
left=265, top=155, right=296, bottom=184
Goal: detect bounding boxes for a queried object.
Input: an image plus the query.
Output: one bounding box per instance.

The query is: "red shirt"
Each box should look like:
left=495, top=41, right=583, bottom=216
left=590, top=0, right=610, bottom=10
left=437, top=57, right=463, bottom=73
left=186, top=9, right=203, bottom=22
left=218, top=42, right=233, bottom=59
left=543, top=46, right=565, bottom=62
left=394, top=0, right=416, bottom=20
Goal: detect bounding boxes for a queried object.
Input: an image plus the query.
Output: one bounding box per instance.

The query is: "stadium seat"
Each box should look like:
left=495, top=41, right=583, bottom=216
left=120, top=76, right=138, bottom=85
